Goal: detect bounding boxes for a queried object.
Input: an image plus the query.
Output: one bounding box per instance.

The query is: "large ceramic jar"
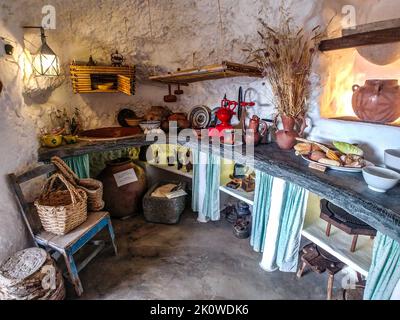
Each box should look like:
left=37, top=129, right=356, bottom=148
left=352, top=79, right=400, bottom=124
left=274, top=114, right=307, bottom=150
left=97, top=158, right=147, bottom=218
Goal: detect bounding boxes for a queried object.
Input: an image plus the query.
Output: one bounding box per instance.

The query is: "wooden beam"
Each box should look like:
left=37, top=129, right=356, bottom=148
left=319, top=26, right=400, bottom=52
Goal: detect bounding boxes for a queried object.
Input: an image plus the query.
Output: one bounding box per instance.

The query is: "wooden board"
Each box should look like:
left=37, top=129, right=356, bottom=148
left=77, top=127, right=143, bottom=142
left=319, top=19, right=400, bottom=51
left=342, top=18, right=400, bottom=36
left=35, top=212, right=109, bottom=250
left=149, top=61, right=262, bottom=84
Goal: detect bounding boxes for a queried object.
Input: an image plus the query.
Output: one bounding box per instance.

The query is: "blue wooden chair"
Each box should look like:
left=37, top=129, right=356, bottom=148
left=8, top=163, right=118, bottom=296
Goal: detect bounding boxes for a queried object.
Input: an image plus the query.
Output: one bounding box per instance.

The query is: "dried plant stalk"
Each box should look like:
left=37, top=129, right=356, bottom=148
left=246, top=11, right=325, bottom=118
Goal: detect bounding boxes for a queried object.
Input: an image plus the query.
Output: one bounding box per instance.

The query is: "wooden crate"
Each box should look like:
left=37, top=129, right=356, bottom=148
left=70, top=64, right=135, bottom=95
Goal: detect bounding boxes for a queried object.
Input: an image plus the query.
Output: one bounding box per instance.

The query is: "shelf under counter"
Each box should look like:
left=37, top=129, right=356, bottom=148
left=219, top=185, right=254, bottom=206
left=179, top=139, right=400, bottom=244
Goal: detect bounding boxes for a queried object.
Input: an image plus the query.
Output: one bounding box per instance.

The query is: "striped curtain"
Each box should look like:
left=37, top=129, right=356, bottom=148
left=250, top=170, right=274, bottom=252
left=63, top=154, right=90, bottom=179
left=259, top=178, right=309, bottom=273
left=364, top=232, right=400, bottom=300
left=192, top=149, right=220, bottom=222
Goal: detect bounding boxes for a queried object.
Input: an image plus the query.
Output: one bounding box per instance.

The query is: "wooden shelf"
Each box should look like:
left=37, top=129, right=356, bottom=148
left=301, top=220, right=373, bottom=276
left=70, top=64, right=135, bottom=95
left=219, top=185, right=254, bottom=206
left=319, top=19, right=400, bottom=52
left=148, top=162, right=193, bottom=179
left=303, top=194, right=373, bottom=276
left=149, top=61, right=262, bottom=85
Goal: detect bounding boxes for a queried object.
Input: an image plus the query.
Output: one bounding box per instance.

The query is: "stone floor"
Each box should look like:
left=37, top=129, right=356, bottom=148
left=68, top=210, right=339, bottom=300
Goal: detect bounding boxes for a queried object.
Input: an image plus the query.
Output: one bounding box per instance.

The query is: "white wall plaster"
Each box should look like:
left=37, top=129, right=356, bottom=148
left=0, top=0, right=399, bottom=262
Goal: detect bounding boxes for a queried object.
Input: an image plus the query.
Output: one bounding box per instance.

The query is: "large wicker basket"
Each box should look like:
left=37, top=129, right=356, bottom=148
left=51, top=156, right=104, bottom=211
left=0, top=248, right=65, bottom=300
left=34, top=173, right=88, bottom=235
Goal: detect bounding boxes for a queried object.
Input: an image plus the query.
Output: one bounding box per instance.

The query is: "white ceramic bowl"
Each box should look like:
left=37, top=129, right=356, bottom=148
left=384, top=149, right=400, bottom=172
left=362, top=166, right=400, bottom=193
left=139, top=121, right=161, bottom=131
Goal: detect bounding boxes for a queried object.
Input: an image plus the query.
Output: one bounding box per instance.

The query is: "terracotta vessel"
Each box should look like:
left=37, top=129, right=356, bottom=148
left=97, top=158, right=147, bottom=218
left=244, top=115, right=267, bottom=146
left=352, top=79, right=400, bottom=124
left=274, top=114, right=307, bottom=150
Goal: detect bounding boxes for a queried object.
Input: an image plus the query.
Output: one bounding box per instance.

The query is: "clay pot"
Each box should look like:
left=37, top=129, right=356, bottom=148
left=275, top=114, right=307, bottom=150
left=97, top=158, right=147, bottom=218
left=244, top=115, right=267, bottom=146
left=352, top=79, right=400, bottom=124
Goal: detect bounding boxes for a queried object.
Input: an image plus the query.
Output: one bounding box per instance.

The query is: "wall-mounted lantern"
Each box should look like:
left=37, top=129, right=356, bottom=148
left=23, top=26, right=60, bottom=77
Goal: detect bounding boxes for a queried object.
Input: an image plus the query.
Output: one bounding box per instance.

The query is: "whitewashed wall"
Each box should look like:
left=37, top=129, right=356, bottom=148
left=0, top=0, right=399, bottom=261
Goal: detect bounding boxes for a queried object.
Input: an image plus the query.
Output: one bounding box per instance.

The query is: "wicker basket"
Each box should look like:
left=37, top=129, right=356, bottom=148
left=51, top=156, right=104, bottom=211
left=0, top=248, right=65, bottom=300
left=34, top=173, right=88, bottom=235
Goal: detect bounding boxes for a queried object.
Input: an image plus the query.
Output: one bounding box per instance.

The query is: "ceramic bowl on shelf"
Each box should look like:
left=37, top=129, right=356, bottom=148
left=384, top=149, right=400, bottom=172
left=362, top=166, right=400, bottom=193
left=41, top=134, right=63, bottom=148
left=139, top=121, right=161, bottom=132
left=97, top=82, right=114, bottom=90
left=125, top=117, right=143, bottom=127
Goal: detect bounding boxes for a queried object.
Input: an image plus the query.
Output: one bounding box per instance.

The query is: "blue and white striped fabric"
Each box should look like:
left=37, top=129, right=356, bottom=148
left=250, top=170, right=274, bottom=252
left=250, top=169, right=309, bottom=272
left=364, top=232, right=400, bottom=300
left=192, top=149, right=220, bottom=222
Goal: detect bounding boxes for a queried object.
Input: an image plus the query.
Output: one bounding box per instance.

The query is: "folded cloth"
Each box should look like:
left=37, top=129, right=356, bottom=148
left=151, top=184, right=177, bottom=198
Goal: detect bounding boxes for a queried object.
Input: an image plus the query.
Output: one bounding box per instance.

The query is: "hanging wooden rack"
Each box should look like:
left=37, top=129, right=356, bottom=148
left=149, top=61, right=262, bottom=85
left=319, top=19, right=400, bottom=52
left=70, top=63, right=135, bottom=95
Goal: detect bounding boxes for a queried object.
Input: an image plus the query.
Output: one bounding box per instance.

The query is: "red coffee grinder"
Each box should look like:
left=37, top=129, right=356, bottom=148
left=209, top=96, right=255, bottom=138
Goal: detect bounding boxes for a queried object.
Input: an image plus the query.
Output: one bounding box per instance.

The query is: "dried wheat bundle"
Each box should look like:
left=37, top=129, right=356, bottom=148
left=246, top=9, right=326, bottom=118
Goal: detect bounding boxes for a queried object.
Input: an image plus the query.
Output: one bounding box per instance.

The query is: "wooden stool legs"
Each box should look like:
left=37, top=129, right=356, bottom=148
left=297, top=262, right=307, bottom=278
left=350, top=235, right=359, bottom=253
left=325, top=223, right=331, bottom=237
left=327, top=274, right=335, bottom=300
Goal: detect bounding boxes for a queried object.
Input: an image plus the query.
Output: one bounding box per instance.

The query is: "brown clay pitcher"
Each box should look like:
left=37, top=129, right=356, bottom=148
left=244, top=115, right=268, bottom=146
left=274, top=114, right=307, bottom=150
left=352, top=79, right=400, bottom=124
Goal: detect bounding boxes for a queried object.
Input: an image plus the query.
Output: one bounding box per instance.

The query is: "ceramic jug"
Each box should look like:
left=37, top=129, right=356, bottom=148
left=244, top=115, right=268, bottom=146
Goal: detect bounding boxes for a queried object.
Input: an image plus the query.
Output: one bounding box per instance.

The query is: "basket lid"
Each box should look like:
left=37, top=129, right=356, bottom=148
left=0, top=248, right=47, bottom=280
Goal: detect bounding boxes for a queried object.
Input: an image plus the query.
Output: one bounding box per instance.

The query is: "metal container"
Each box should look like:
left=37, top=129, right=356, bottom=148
left=143, top=181, right=187, bottom=224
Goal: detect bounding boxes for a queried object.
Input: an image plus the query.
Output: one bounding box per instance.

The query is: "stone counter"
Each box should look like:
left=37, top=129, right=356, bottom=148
left=38, top=135, right=152, bottom=161
left=182, top=140, right=400, bottom=243
left=39, top=136, right=400, bottom=243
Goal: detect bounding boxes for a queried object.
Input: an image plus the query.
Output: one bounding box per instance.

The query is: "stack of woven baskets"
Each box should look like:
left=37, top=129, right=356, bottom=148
left=0, top=248, right=65, bottom=300
left=34, top=156, right=104, bottom=236
left=51, top=156, right=105, bottom=212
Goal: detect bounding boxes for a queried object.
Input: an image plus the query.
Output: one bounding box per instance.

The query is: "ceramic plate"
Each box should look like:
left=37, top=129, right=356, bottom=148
left=189, top=105, right=211, bottom=129
left=301, top=155, right=374, bottom=173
